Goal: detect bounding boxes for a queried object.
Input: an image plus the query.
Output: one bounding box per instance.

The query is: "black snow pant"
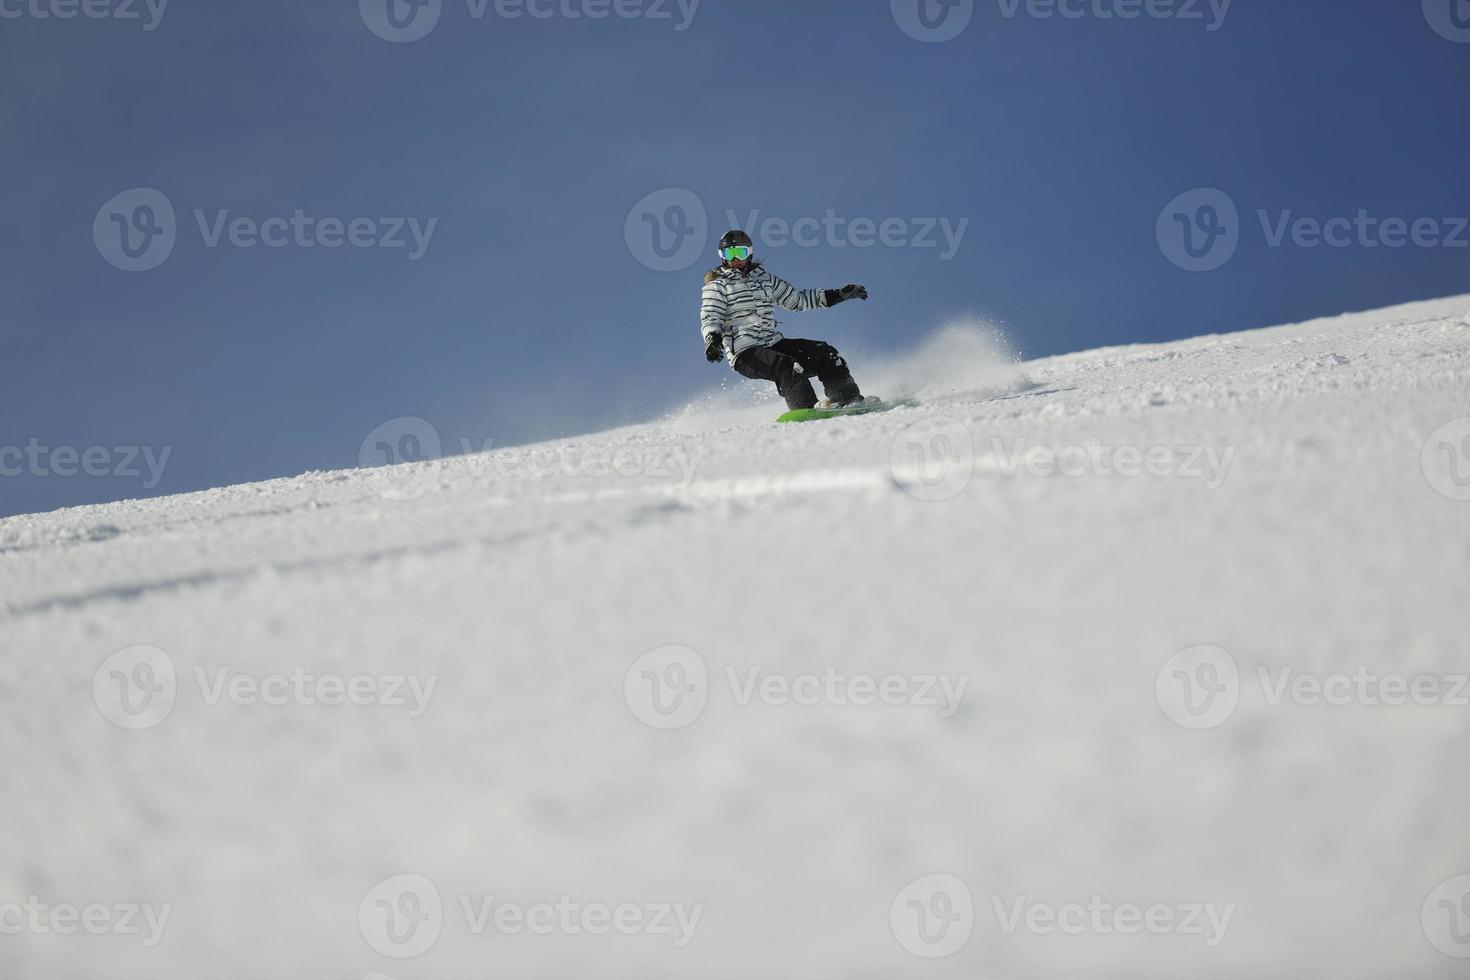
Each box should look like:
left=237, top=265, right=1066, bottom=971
left=733, top=338, right=862, bottom=411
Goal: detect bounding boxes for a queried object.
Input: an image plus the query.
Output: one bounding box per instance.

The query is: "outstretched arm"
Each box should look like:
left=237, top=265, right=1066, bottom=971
left=769, top=274, right=868, bottom=311
left=768, top=274, right=831, bottom=313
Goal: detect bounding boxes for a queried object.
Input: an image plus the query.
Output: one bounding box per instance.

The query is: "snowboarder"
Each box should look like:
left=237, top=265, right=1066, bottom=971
left=700, top=230, right=871, bottom=411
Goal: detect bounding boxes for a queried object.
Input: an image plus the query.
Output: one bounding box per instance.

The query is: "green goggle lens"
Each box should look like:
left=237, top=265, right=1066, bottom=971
left=720, top=245, right=754, bottom=261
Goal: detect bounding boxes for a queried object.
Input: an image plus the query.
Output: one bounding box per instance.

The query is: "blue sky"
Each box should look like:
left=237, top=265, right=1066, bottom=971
left=2, top=0, right=1467, bottom=517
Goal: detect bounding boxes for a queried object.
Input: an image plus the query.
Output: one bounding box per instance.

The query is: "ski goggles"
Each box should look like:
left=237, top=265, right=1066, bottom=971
left=719, top=244, right=755, bottom=262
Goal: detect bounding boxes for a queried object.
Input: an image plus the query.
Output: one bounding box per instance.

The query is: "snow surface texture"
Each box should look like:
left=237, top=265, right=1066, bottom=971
left=3, top=296, right=1469, bottom=980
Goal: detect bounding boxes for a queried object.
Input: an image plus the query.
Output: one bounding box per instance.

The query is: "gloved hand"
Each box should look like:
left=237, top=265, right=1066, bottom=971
left=825, top=284, right=869, bottom=306
left=704, top=333, right=725, bottom=363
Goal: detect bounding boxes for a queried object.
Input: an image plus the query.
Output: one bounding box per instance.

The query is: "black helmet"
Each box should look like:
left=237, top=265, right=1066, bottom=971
left=719, top=229, right=753, bottom=250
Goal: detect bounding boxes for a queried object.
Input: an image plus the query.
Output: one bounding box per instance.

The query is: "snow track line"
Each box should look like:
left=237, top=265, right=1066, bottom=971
left=529, top=466, right=900, bottom=506
left=2, top=469, right=907, bottom=618
left=1, top=535, right=486, bottom=618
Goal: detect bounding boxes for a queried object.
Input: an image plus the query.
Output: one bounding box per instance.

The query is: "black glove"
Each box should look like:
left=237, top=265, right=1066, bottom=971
left=825, top=284, right=869, bottom=306
left=704, top=333, right=725, bottom=363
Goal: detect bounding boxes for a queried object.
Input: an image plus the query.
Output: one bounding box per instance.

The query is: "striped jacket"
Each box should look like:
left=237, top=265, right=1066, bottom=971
left=700, top=263, right=831, bottom=364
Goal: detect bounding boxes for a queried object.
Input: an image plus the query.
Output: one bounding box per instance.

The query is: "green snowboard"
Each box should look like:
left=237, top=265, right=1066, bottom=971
left=775, top=398, right=917, bottom=423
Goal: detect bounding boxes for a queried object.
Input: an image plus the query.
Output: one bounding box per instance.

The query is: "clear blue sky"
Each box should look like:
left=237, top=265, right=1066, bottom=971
left=2, top=0, right=1467, bottom=517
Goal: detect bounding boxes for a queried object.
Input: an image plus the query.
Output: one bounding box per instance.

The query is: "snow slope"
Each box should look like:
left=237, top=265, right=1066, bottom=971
left=3, top=296, right=1469, bottom=980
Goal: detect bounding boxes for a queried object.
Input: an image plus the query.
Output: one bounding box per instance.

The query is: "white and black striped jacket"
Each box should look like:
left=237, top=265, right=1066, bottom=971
left=700, top=263, right=830, bottom=364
